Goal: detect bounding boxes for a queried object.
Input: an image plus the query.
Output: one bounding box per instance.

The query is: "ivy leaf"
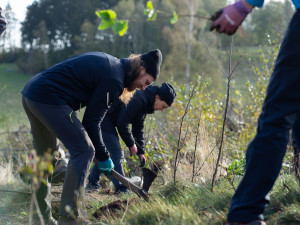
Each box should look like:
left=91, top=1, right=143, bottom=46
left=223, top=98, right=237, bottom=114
left=112, top=20, right=128, bottom=36
left=98, top=19, right=114, bottom=30
left=170, top=11, right=178, bottom=24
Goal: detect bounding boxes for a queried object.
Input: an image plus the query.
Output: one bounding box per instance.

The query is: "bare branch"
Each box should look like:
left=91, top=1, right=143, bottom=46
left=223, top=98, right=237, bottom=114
left=211, top=36, right=234, bottom=192
left=173, top=82, right=198, bottom=183
left=199, top=38, right=228, bottom=78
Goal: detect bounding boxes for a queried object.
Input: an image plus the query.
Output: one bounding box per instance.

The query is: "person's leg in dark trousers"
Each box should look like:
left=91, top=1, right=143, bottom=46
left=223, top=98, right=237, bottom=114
left=86, top=117, right=127, bottom=192
left=86, top=164, right=101, bottom=191
left=22, top=96, right=59, bottom=224
left=227, top=11, right=300, bottom=223
left=22, top=96, right=95, bottom=220
left=291, top=113, right=300, bottom=179
left=102, top=131, right=127, bottom=192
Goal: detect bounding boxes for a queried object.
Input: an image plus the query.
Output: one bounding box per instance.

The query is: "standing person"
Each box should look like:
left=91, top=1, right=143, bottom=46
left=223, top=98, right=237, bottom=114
left=210, top=0, right=300, bottom=224
left=0, top=6, right=7, bottom=38
left=21, top=49, right=162, bottom=225
left=86, top=83, right=176, bottom=193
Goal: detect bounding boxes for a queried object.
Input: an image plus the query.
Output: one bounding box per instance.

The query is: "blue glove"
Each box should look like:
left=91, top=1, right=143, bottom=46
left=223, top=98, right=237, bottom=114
left=98, top=158, right=114, bottom=177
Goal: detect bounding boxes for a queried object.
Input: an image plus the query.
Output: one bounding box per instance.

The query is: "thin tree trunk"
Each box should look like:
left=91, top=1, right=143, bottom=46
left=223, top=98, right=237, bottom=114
left=185, top=0, right=194, bottom=92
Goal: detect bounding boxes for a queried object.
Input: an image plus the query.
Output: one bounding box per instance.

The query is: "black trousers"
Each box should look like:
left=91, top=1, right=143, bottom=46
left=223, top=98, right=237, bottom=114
left=228, top=10, right=300, bottom=222
left=22, top=96, right=94, bottom=221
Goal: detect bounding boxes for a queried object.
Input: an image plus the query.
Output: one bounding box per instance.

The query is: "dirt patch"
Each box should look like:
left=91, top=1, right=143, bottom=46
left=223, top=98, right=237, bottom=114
left=93, top=198, right=138, bottom=219
left=51, top=201, right=60, bottom=220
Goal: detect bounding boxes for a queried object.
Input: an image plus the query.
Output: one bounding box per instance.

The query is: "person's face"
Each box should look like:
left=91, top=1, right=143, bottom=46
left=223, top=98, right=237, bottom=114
left=153, top=95, right=170, bottom=112
left=130, top=66, right=155, bottom=91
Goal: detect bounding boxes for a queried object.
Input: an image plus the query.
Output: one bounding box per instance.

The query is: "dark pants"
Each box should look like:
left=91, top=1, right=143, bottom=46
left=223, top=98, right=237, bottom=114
left=22, top=96, right=94, bottom=222
left=87, top=116, right=127, bottom=191
left=227, top=11, right=300, bottom=222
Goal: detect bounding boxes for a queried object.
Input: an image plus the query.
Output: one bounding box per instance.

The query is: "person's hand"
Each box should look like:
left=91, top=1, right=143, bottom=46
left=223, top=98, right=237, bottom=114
left=98, top=158, right=114, bottom=177
left=210, top=0, right=252, bottom=35
left=129, top=144, right=138, bottom=156
left=138, top=154, right=146, bottom=167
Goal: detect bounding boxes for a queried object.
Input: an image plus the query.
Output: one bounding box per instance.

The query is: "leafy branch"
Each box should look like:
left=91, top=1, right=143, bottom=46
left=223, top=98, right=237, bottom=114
left=95, top=1, right=210, bottom=36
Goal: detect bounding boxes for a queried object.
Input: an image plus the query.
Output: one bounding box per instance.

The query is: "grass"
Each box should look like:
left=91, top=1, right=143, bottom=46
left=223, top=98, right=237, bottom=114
left=0, top=63, right=31, bottom=132
left=1, top=155, right=300, bottom=225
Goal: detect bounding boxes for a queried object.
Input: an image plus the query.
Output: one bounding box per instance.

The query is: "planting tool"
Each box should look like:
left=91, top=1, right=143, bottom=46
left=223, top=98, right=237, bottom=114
left=110, top=167, right=158, bottom=200
left=110, top=169, right=149, bottom=200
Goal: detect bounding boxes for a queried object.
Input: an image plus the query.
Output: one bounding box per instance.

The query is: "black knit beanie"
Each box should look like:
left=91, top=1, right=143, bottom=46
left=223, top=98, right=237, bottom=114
left=157, top=83, right=176, bottom=106
left=141, top=49, right=162, bottom=80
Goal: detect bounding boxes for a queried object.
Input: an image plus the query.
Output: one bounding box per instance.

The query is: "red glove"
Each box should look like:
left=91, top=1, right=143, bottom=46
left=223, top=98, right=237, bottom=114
left=210, top=0, right=252, bottom=35
left=129, top=144, right=138, bottom=156
left=139, top=154, right=146, bottom=167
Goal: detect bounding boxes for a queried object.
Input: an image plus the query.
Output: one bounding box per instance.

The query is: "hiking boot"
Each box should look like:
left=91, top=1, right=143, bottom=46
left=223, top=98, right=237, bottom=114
left=226, top=220, right=266, bottom=225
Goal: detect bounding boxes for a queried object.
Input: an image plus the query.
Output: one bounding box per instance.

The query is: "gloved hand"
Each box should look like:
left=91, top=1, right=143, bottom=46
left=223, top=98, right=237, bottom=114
left=98, top=158, right=114, bottom=177
left=130, top=144, right=138, bottom=156
left=210, top=0, right=252, bottom=35
left=139, top=154, right=146, bottom=167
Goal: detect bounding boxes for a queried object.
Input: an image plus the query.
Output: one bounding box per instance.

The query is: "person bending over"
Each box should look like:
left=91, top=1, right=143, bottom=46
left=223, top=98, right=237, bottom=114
left=86, top=83, right=176, bottom=194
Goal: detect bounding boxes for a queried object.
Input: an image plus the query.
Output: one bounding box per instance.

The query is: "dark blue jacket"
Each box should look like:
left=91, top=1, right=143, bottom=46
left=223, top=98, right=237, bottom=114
left=22, top=52, right=130, bottom=161
left=106, top=86, right=158, bottom=154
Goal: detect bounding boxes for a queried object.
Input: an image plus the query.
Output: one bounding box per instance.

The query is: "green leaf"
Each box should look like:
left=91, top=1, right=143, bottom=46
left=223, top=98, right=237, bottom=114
left=146, top=1, right=153, bottom=10
left=21, top=211, right=28, bottom=216
left=112, top=20, right=128, bottom=36
left=170, top=11, right=178, bottom=24
left=95, top=10, right=101, bottom=18
left=96, top=10, right=117, bottom=20
left=144, top=1, right=154, bottom=17
left=98, top=19, right=114, bottom=30
left=148, top=10, right=157, bottom=21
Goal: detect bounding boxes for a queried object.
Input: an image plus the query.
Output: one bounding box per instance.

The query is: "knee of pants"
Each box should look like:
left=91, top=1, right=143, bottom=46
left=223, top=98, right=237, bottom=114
left=87, top=146, right=95, bottom=160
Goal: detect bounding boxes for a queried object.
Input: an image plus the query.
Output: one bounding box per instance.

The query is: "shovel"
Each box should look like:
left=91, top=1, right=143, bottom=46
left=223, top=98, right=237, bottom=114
left=110, top=169, right=149, bottom=200
left=110, top=167, right=158, bottom=200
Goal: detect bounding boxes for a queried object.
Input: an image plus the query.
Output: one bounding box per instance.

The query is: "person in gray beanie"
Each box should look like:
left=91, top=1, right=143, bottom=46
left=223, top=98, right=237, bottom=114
left=86, top=83, right=176, bottom=194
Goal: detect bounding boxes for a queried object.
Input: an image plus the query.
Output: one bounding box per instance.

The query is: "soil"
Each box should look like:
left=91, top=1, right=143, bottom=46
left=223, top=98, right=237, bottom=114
left=93, top=198, right=138, bottom=219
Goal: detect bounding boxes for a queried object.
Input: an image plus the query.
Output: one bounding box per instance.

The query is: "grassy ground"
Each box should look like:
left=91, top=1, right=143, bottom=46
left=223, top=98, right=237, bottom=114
left=0, top=63, right=31, bottom=132
left=1, top=170, right=300, bottom=225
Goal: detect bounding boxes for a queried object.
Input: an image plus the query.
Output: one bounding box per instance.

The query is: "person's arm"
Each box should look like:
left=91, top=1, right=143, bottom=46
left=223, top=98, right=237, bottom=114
left=210, top=0, right=257, bottom=36
left=132, top=117, right=145, bottom=155
left=116, top=97, right=145, bottom=152
left=82, top=79, right=123, bottom=162
left=0, top=7, right=7, bottom=38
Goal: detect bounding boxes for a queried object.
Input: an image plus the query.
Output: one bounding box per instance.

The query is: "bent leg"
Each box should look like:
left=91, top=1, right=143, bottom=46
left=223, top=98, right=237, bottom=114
left=23, top=97, right=94, bottom=218
left=22, top=96, right=58, bottom=224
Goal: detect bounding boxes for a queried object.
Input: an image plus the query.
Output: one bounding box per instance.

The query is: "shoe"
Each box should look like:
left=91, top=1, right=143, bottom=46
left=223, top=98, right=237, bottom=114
left=226, top=220, right=266, bottom=225
left=85, top=183, right=100, bottom=193
left=114, top=186, right=129, bottom=195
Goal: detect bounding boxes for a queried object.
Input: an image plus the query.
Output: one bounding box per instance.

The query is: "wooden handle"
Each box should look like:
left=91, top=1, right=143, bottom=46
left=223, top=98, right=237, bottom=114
left=110, top=169, right=148, bottom=200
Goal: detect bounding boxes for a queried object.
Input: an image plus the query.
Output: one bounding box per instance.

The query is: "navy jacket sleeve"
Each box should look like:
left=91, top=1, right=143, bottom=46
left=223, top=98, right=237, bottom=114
left=116, top=97, right=146, bottom=151
left=132, top=116, right=146, bottom=155
left=82, top=78, right=123, bottom=161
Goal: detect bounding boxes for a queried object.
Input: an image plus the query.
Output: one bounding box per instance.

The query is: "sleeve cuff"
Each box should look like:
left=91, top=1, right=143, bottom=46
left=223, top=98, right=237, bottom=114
left=245, top=0, right=264, bottom=8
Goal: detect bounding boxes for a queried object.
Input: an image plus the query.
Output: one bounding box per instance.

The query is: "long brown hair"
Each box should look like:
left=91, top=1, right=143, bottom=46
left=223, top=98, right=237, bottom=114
left=119, top=54, right=143, bottom=104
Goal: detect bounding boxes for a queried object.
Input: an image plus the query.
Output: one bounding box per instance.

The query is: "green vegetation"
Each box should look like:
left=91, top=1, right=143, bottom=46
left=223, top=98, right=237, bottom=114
left=0, top=64, right=30, bottom=131
left=0, top=0, right=299, bottom=224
